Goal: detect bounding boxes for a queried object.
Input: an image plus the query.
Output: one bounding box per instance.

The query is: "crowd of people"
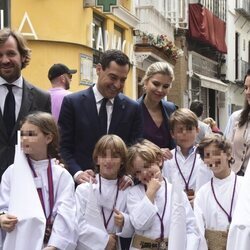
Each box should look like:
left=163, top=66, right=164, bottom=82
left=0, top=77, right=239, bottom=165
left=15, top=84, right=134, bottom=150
left=0, top=27, right=250, bottom=250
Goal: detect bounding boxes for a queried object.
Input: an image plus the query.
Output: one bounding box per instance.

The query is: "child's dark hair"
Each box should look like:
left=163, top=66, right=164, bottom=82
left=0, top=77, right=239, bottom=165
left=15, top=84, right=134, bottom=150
left=20, top=112, right=59, bottom=158
left=92, top=134, right=127, bottom=178
left=198, top=134, right=232, bottom=161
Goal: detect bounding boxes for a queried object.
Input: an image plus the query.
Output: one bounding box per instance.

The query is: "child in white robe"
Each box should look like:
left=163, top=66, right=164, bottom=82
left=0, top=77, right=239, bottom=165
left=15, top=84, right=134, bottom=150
left=126, top=139, right=200, bottom=250
left=194, top=134, right=243, bottom=250
left=227, top=160, right=250, bottom=250
left=0, top=112, right=76, bottom=250
left=162, top=108, right=213, bottom=203
left=75, top=134, right=133, bottom=250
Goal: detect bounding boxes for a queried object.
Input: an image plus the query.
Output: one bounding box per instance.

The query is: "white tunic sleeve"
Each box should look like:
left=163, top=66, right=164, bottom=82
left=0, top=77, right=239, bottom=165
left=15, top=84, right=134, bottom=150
left=75, top=183, right=109, bottom=250
left=182, top=191, right=202, bottom=250
left=127, top=188, right=159, bottom=231
left=0, top=166, right=12, bottom=213
left=48, top=167, right=77, bottom=250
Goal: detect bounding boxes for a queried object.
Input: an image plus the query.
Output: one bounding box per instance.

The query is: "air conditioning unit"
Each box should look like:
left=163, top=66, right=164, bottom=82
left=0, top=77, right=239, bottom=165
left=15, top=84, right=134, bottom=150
left=84, top=0, right=96, bottom=8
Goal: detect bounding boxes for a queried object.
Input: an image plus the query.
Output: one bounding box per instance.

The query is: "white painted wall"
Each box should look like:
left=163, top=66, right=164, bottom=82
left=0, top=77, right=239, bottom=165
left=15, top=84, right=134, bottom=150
left=225, top=0, right=250, bottom=126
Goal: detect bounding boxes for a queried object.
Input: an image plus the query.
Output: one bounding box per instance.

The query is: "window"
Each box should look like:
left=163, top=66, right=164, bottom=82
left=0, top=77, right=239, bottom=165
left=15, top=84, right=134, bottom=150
left=114, top=25, right=124, bottom=50
left=93, top=14, right=105, bottom=51
left=0, top=0, right=10, bottom=28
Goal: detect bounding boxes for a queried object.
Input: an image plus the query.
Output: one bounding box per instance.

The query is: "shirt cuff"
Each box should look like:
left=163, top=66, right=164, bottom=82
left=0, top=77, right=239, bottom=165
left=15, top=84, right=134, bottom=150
left=74, top=170, right=84, bottom=181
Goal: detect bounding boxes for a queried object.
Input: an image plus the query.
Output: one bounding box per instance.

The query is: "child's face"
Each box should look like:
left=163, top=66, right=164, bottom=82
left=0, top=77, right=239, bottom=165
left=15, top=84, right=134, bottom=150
left=21, top=122, right=53, bottom=160
left=132, top=155, right=162, bottom=185
left=97, top=149, right=122, bottom=180
left=203, top=143, right=230, bottom=178
left=171, top=124, right=199, bottom=149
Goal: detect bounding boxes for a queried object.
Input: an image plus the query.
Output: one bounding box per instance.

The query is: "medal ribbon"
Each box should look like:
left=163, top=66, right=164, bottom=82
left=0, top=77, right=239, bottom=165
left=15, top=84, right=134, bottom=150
left=211, top=174, right=237, bottom=223
left=175, top=148, right=197, bottom=191
left=99, top=175, right=119, bottom=229
left=144, top=178, right=168, bottom=240
left=26, top=155, right=54, bottom=223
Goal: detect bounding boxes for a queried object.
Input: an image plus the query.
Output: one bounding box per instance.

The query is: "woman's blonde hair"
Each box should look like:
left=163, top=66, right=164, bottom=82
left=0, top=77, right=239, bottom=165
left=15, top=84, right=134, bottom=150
left=93, top=134, right=127, bottom=178
left=140, top=62, right=174, bottom=86
left=126, top=139, right=163, bottom=176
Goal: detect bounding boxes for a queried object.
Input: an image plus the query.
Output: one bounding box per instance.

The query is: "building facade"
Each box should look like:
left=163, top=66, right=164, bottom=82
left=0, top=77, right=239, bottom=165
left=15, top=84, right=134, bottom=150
left=0, top=0, right=138, bottom=97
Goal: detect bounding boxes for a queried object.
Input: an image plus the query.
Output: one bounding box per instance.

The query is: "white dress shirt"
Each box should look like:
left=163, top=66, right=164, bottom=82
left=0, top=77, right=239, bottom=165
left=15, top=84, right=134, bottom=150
left=93, top=84, right=114, bottom=133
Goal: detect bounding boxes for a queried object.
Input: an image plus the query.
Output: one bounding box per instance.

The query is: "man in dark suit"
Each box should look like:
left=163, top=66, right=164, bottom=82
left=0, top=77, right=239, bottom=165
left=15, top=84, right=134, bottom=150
left=0, top=28, right=51, bottom=178
left=59, top=50, right=143, bottom=184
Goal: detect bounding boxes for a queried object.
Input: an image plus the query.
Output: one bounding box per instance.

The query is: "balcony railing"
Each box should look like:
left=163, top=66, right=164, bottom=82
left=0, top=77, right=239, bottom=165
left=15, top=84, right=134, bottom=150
left=135, top=5, right=174, bottom=40
left=135, top=0, right=188, bottom=30
left=235, top=0, right=250, bottom=20
left=198, top=0, right=227, bottom=21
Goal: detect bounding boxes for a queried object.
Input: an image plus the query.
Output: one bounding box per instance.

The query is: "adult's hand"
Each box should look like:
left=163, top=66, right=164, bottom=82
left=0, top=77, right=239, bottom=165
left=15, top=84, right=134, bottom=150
left=161, top=148, right=173, bottom=161
left=118, top=175, right=133, bottom=190
left=75, top=169, right=96, bottom=185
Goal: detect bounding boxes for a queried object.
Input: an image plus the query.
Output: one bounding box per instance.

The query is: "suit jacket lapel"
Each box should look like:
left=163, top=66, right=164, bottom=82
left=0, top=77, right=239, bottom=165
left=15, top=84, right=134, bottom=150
left=82, top=87, right=100, bottom=133
left=12, top=81, right=33, bottom=137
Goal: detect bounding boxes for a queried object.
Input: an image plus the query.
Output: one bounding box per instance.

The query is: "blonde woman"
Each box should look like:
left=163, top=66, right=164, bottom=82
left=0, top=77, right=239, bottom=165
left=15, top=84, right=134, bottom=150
left=137, top=62, right=176, bottom=160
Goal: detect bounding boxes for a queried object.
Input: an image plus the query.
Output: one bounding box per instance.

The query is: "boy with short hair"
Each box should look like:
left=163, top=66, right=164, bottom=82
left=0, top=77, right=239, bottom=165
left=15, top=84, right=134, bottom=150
left=162, top=108, right=212, bottom=202
left=194, top=134, right=243, bottom=250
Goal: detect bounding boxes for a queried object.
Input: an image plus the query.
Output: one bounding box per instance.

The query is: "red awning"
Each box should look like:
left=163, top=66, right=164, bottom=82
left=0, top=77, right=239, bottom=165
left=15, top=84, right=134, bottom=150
left=189, top=3, right=227, bottom=54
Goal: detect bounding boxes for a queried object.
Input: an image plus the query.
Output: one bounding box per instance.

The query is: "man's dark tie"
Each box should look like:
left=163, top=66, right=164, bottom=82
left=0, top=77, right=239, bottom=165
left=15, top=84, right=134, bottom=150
left=3, top=84, right=16, bottom=136
left=99, top=98, right=108, bottom=135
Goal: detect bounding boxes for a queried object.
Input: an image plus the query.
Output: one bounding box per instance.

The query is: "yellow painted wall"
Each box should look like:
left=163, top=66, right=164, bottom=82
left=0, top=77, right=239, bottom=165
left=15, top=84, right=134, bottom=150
left=11, top=0, right=135, bottom=96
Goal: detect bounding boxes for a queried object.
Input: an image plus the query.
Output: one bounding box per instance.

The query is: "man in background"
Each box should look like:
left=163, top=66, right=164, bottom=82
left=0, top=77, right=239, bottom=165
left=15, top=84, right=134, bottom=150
left=190, top=100, right=212, bottom=144
left=48, top=63, right=77, bottom=122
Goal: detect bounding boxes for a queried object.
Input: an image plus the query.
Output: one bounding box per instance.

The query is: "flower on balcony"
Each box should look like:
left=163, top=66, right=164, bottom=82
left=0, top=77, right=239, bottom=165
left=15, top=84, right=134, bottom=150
left=135, top=31, right=183, bottom=61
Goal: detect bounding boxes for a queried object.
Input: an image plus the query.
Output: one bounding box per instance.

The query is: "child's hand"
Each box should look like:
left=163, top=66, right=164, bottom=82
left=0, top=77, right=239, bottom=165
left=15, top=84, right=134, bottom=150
left=114, top=208, right=124, bottom=228
left=0, top=213, right=18, bottom=232
left=105, top=234, right=117, bottom=250
left=146, top=171, right=162, bottom=202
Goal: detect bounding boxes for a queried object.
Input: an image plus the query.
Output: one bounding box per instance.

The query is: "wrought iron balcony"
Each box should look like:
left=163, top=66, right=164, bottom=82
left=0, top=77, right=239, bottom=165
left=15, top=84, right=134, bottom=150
left=198, top=0, right=227, bottom=21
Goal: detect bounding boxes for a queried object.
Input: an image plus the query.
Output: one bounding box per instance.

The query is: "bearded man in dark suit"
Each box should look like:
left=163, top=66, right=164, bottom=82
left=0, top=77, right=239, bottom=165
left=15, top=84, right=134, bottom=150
left=0, top=28, right=51, bottom=178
